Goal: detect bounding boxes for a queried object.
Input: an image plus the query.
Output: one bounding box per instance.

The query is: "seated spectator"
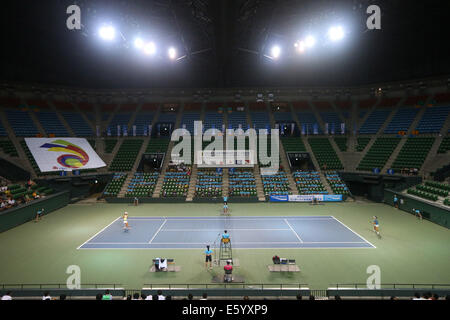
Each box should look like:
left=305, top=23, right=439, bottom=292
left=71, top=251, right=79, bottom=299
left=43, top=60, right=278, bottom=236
left=200, top=293, right=208, bottom=300
left=157, top=290, right=165, bottom=300
left=95, top=293, right=102, bottom=300
left=187, top=293, right=194, bottom=300
left=132, top=293, right=140, bottom=300
left=272, top=255, right=280, bottom=264
left=102, top=290, right=113, bottom=300
left=59, top=294, right=67, bottom=300
left=1, top=291, right=12, bottom=300
left=42, top=292, right=52, bottom=300
left=224, top=260, right=233, bottom=283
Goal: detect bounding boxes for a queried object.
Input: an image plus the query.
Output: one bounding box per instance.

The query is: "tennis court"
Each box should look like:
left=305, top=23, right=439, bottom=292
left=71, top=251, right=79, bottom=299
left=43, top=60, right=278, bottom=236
left=78, top=215, right=375, bottom=249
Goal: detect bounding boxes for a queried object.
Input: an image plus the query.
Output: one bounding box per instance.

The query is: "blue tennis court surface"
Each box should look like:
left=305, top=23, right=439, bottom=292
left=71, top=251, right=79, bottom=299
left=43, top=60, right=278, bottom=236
left=78, top=216, right=375, bottom=249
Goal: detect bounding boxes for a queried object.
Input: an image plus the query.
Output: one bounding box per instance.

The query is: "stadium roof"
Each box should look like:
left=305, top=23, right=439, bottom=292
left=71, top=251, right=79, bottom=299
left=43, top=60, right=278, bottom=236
left=2, top=0, right=449, bottom=89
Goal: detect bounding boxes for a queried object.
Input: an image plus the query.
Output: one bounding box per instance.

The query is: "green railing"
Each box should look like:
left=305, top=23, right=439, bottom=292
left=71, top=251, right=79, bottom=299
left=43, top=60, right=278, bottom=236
left=332, top=283, right=450, bottom=289
left=142, top=283, right=308, bottom=290
left=0, top=283, right=122, bottom=290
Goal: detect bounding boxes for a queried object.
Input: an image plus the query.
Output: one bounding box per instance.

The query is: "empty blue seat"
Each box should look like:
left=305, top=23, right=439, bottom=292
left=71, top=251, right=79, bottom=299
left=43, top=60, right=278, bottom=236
left=384, top=108, right=419, bottom=133
left=359, top=109, right=391, bottom=134
left=6, top=109, right=39, bottom=136
left=62, top=112, right=93, bottom=136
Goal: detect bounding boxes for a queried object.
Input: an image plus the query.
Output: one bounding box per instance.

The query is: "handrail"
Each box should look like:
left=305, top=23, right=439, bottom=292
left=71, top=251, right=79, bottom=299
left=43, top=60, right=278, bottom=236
left=141, top=283, right=309, bottom=290
left=0, top=283, right=122, bottom=290
left=333, top=283, right=450, bottom=289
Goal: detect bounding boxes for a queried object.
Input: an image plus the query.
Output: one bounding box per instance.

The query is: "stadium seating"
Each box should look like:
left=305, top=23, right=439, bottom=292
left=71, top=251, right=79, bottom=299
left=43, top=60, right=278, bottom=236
left=356, top=137, right=371, bottom=151
left=6, top=109, right=39, bottom=136
left=415, top=106, right=450, bottom=133
left=195, top=169, right=223, bottom=198
left=325, top=171, right=350, bottom=195
left=20, top=141, right=53, bottom=176
left=6, top=183, right=54, bottom=201
left=359, top=109, right=391, bottom=134
left=145, top=138, right=170, bottom=153
left=104, top=139, right=118, bottom=153
left=437, top=137, right=450, bottom=153
left=228, top=111, right=248, bottom=130
left=161, top=166, right=190, bottom=197
left=296, top=112, right=321, bottom=133
left=109, top=139, right=143, bottom=171
left=261, top=170, right=291, bottom=196
left=251, top=112, right=271, bottom=131
left=180, top=112, right=201, bottom=134
left=320, top=112, right=342, bottom=132
left=334, top=137, right=347, bottom=151
left=204, top=112, right=223, bottom=131
left=0, top=122, right=7, bottom=136
left=124, top=172, right=159, bottom=197
left=108, top=113, right=132, bottom=135
left=281, top=137, right=306, bottom=152
left=391, top=137, right=435, bottom=171
left=383, top=108, right=419, bottom=133
left=308, top=138, right=343, bottom=170
left=0, top=140, right=18, bottom=157
left=103, top=173, right=127, bottom=197
left=133, top=112, right=154, bottom=135
left=273, top=112, right=293, bottom=122
left=293, top=171, right=327, bottom=194
left=416, top=184, right=448, bottom=197
left=61, top=112, right=93, bottom=136
left=407, top=188, right=438, bottom=201
left=357, top=137, right=400, bottom=171
left=229, top=169, right=257, bottom=197
left=157, top=113, right=177, bottom=123
left=36, top=111, right=69, bottom=136
left=425, top=180, right=450, bottom=191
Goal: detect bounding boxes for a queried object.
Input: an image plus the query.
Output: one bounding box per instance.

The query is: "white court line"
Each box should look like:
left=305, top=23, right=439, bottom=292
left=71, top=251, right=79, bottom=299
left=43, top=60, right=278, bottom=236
left=284, top=219, right=303, bottom=243
left=76, top=216, right=121, bottom=250
left=79, top=246, right=375, bottom=250
left=87, top=242, right=150, bottom=244
left=161, top=229, right=292, bottom=232
left=331, top=216, right=376, bottom=249
left=126, top=217, right=335, bottom=221
left=85, top=241, right=371, bottom=245
left=148, top=219, right=168, bottom=244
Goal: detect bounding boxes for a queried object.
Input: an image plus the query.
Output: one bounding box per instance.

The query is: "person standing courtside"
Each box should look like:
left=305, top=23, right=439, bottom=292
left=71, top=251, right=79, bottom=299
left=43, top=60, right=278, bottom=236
left=204, top=245, right=213, bottom=270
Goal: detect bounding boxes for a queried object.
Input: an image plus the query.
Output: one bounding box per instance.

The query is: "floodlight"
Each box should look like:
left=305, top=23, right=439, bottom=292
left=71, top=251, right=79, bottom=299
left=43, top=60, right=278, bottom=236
left=271, top=45, right=281, bottom=59
left=305, top=36, right=316, bottom=48
left=168, top=47, right=177, bottom=60
left=328, top=26, right=344, bottom=41
left=134, top=37, right=144, bottom=49
left=99, top=25, right=115, bottom=41
left=144, top=42, right=156, bottom=55
left=294, top=40, right=305, bottom=53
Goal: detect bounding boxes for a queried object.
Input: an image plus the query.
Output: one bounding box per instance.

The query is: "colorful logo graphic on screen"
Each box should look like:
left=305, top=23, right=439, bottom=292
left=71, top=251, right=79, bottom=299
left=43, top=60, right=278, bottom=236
left=40, top=140, right=89, bottom=168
